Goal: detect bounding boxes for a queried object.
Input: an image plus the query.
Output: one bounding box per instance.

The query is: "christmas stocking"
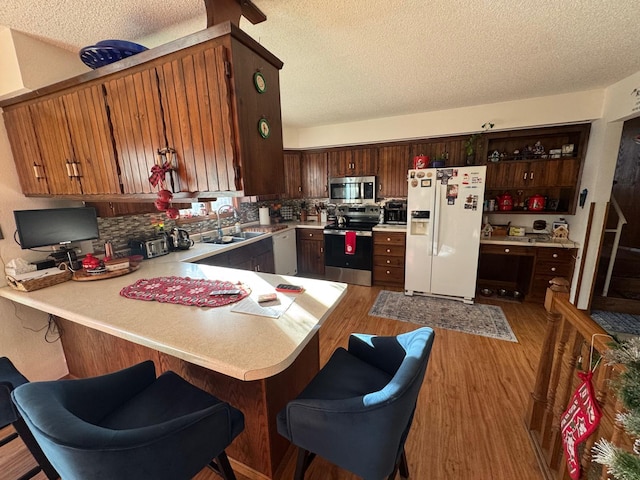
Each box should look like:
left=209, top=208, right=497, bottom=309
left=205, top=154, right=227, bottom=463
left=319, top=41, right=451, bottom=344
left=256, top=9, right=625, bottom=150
left=560, top=371, right=602, bottom=479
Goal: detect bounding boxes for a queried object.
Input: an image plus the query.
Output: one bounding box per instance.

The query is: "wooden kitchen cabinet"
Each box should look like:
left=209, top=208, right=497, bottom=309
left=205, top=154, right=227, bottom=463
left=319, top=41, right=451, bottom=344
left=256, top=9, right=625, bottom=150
left=528, top=247, right=576, bottom=302
left=296, top=228, right=325, bottom=276
left=480, top=124, right=590, bottom=214
left=196, top=238, right=274, bottom=273
left=1, top=22, right=285, bottom=199
left=477, top=244, right=576, bottom=303
left=373, top=231, right=406, bottom=287
left=328, top=147, right=377, bottom=177
left=3, top=104, right=50, bottom=195
left=4, top=85, right=120, bottom=196
left=377, top=145, right=411, bottom=198
left=301, top=151, right=328, bottom=197
left=283, top=151, right=303, bottom=198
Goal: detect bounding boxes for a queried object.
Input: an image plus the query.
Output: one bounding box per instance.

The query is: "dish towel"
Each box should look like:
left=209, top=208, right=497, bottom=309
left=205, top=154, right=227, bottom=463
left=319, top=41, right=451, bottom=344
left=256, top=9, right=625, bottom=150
left=345, top=231, right=356, bottom=255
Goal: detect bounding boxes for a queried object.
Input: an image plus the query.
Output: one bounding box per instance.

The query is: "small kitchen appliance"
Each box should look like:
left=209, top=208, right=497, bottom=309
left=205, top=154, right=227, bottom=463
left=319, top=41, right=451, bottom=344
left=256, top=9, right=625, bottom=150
left=128, top=237, right=170, bottom=259
left=166, top=228, right=194, bottom=251
left=383, top=199, right=408, bottom=224
left=328, top=176, right=376, bottom=204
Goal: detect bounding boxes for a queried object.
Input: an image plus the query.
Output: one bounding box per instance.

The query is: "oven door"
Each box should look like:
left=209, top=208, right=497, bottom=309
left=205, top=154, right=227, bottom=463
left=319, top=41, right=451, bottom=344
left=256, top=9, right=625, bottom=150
left=324, top=230, right=373, bottom=286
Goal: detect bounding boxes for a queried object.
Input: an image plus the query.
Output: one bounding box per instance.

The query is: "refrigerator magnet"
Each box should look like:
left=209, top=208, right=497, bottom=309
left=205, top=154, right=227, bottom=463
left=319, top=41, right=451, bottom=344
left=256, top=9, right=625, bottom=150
left=421, top=179, right=431, bottom=187
left=447, top=184, right=458, bottom=198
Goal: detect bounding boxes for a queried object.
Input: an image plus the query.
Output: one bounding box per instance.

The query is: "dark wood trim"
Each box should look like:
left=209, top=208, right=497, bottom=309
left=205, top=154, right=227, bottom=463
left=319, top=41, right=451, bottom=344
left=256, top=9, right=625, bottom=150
left=587, top=201, right=611, bottom=311
left=574, top=202, right=595, bottom=308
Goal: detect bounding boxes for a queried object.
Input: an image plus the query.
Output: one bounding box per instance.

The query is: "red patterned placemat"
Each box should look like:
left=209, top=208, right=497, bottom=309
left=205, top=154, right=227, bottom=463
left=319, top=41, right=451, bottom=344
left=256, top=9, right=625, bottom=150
left=120, top=276, right=250, bottom=307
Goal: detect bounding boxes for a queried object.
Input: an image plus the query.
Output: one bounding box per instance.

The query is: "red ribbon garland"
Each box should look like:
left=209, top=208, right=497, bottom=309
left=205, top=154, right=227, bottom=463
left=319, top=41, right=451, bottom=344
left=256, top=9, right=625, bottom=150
left=149, top=162, right=172, bottom=187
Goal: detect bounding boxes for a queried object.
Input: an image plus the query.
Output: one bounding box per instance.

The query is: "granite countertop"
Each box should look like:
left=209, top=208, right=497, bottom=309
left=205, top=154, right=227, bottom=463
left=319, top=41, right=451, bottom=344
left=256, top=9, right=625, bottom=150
left=0, top=260, right=347, bottom=381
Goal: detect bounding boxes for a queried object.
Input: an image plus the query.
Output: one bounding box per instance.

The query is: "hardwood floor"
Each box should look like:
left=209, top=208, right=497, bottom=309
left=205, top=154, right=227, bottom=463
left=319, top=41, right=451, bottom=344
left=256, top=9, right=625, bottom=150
left=3, top=285, right=546, bottom=480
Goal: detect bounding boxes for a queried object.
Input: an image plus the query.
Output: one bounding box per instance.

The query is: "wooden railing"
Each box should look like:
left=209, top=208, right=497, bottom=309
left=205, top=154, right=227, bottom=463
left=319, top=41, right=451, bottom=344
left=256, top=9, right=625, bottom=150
left=526, top=287, right=632, bottom=480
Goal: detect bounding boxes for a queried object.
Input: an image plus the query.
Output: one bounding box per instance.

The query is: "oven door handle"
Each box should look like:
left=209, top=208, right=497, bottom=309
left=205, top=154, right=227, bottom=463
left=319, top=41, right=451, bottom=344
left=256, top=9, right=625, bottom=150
left=324, top=230, right=372, bottom=237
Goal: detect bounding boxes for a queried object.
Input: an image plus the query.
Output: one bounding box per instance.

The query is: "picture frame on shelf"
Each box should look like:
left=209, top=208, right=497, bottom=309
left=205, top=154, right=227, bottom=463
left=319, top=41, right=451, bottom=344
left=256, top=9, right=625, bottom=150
left=547, top=198, right=560, bottom=211
left=561, top=144, right=575, bottom=156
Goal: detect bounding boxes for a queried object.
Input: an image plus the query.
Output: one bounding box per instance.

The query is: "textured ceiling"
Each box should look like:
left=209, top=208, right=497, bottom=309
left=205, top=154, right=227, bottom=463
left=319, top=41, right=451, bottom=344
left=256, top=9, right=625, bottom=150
left=2, top=1, right=640, bottom=128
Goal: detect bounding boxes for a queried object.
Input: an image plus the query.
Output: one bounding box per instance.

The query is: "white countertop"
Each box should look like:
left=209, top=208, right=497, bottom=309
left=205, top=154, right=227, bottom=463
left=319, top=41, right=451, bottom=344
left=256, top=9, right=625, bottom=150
left=480, top=235, right=578, bottom=248
left=0, top=260, right=347, bottom=381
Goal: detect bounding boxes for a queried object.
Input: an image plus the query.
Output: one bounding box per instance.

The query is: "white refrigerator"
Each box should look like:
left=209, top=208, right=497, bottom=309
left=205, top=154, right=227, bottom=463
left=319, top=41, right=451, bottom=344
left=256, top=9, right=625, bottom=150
left=404, top=166, right=486, bottom=303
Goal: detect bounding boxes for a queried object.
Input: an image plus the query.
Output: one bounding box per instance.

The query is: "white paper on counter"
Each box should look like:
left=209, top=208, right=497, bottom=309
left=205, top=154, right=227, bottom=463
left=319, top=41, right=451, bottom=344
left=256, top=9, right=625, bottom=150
left=230, top=294, right=295, bottom=319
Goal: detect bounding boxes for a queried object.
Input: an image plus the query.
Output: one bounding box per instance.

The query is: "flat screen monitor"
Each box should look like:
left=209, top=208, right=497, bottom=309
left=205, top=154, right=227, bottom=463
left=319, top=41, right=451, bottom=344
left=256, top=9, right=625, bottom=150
left=14, top=207, right=99, bottom=250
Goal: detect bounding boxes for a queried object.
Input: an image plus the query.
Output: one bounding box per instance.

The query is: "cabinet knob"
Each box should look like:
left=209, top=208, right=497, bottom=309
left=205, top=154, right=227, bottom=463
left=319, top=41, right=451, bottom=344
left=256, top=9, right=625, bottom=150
left=386, top=248, right=391, bottom=253
left=551, top=267, right=556, bottom=272
left=387, top=237, right=391, bottom=241
left=309, top=233, right=313, bottom=237
left=553, top=253, right=558, bottom=258
left=386, top=260, right=391, bottom=264
left=505, top=248, right=510, bottom=253
left=386, top=270, right=391, bottom=274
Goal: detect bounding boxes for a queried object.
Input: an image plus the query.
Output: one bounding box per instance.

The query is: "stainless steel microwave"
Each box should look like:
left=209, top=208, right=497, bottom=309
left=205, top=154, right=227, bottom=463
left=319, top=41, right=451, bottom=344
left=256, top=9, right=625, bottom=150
left=328, top=176, right=376, bottom=204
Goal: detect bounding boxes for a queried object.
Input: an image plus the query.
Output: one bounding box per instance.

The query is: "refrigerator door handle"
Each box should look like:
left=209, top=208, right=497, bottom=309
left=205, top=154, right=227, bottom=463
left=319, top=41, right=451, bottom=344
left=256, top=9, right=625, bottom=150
left=433, top=184, right=441, bottom=255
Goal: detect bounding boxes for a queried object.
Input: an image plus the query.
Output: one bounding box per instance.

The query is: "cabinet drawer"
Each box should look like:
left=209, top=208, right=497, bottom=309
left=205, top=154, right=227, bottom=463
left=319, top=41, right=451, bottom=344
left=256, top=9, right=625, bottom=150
left=374, top=255, right=405, bottom=267
left=373, top=265, right=405, bottom=285
left=297, top=228, right=324, bottom=241
left=373, top=232, right=406, bottom=246
left=480, top=244, right=535, bottom=256
left=536, top=248, right=575, bottom=263
left=373, top=244, right=406, bottom=257
left=534, top=262, right=572, bottom=277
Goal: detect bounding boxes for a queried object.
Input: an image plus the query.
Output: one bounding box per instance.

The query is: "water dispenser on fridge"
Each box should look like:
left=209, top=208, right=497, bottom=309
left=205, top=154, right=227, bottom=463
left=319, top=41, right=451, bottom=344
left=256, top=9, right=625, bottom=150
left=410, top=210, right=430, bottom=236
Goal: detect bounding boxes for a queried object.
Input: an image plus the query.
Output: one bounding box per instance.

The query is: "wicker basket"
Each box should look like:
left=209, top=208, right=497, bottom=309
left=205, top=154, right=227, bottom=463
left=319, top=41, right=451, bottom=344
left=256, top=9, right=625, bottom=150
left=6, top=267, right=72, bottom=292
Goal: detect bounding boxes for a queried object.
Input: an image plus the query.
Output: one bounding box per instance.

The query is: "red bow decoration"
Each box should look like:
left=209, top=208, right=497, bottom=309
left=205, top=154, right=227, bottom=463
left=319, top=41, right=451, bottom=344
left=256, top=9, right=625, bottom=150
left=149, top=162, right=172, bottom=188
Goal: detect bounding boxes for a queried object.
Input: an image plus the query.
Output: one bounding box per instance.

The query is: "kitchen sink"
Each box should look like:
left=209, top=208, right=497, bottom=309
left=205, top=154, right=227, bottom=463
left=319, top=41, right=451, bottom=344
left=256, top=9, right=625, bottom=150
left=234, top=231, right=265, bottom=239
left=203, top=231, right=265, bottom=245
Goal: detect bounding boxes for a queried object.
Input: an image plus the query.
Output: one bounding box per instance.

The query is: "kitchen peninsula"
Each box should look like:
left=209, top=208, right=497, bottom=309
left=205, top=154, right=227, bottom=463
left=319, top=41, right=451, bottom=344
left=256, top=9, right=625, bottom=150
left=0, top=259, right=347, bottom=480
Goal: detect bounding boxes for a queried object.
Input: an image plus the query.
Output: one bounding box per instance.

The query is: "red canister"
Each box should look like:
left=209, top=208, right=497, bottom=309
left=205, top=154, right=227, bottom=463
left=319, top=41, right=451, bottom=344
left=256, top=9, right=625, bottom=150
left=527, top=194, right=546, bottom=211
left=413, top=154, right=429, bottom=169
left=497, top=192, right=513, bottom=211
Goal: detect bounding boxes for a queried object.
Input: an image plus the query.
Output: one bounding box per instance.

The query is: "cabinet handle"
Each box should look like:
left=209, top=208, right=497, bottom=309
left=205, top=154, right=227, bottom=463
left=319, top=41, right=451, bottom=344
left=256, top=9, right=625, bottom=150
left=298, top=186, right=302, bottom=192
left=72, top=161, right=80, bottom=178
left=257, top=265, right=261, bottom=272
left=320, top=247, right=324, bottom=253
left=523, top=172, right=527, bottom=180
left=504, top=248, right=510, bottom=253
left=66, top=160, right=74, bottom=178
left=32, top=163, right=44, bottom=179
left=553, top=253, right=558, bottom=258
left=530, top=171, right=534, bottom=180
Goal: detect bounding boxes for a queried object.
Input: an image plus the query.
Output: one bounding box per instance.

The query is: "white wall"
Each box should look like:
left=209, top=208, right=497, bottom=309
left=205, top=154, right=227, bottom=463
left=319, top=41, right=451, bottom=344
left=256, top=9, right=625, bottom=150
left=0, top=28, right=89, bottom=100
left=0, top=29, right=88, bottom=380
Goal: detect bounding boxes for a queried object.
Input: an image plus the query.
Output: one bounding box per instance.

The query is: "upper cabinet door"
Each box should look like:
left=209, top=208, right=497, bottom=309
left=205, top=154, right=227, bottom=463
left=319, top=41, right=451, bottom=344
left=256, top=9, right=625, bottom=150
left=301, top=151, right=328, bottom=198
left=328, top=147, right=377, bottom=177
left=29, top=96, right=81, bottom=195
left=3, top=105, right=50, bottom=195
left=158, top=44, right=237, bottom=194
left=105, top=45, right=237, bottom=194
left=61, top=85, right=121, bottom=194
left=283, top=151, right=302, bottom=198
left=377, top=145, right=411, bottom=198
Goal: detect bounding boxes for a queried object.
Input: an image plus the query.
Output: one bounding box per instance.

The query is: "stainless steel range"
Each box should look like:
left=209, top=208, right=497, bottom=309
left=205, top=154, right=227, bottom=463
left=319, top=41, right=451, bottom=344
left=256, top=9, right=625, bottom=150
left=323, top=204, right=380, bottom=286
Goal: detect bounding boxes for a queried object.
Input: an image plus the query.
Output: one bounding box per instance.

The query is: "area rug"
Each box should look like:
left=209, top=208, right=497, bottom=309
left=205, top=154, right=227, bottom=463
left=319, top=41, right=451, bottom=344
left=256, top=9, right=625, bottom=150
left=591, top=310, right=640, bottom=336
left=368, top=291, right=517, bottom=342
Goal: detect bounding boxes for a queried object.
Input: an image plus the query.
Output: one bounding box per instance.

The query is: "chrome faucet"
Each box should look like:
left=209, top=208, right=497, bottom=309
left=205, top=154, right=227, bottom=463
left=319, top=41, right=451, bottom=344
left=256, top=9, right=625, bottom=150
left=217, top=205, right=239, bottom=237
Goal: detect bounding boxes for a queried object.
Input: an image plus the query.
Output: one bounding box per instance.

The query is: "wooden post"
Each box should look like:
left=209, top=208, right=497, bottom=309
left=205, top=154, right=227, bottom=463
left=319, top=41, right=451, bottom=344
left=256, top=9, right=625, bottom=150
left=204, top=0, right=267, bottom=27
